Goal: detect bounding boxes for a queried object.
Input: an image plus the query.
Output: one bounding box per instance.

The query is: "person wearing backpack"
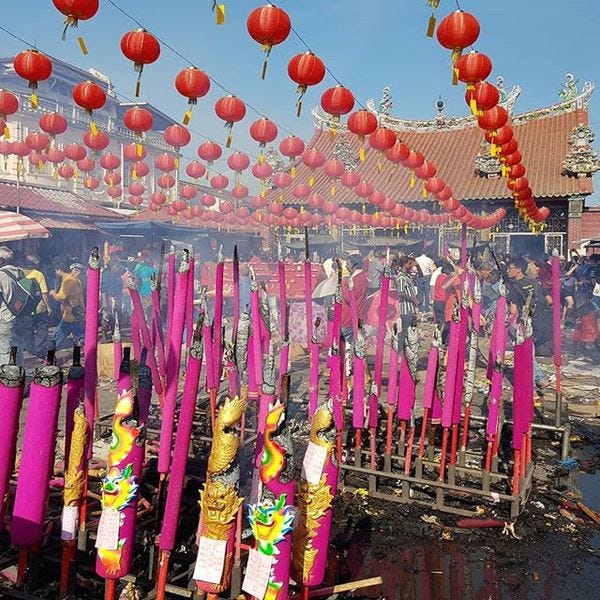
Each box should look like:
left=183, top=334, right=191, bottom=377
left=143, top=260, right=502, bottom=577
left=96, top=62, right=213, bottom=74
left=0, top=246, right=20, bottom=365
left=50, top=260, right=85, bottom=349
left=23, top=254, right=52, bottom=358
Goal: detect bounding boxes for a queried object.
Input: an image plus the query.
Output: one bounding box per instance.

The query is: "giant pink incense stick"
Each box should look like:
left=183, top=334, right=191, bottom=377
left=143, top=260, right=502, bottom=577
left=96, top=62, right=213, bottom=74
left=95, top=389, right=144, bottom=590
left=439, top=303, right=461, bottom=480
left=165, top=245, right=176, bottom=362
left=352, top=328, right=366, bottom=465
left=137, top=348, right=153, bottom=425
left=83, top=247, right=100, bottom=458
left=65, top=346, right=84, bottom=468
left=212, top=247, right=225, bottom=381
left=385, top=326, right=400, bottom=461
left=293, top=399, right=339, bottom=590
left=304, top=229, right=313, bottom=349
left=151, top=274, right=166, bottom=378
left=232, top=245, right=240, bottom=343
left=158, top=250, right=190, bottom=476
left=0, top=347, right=24, bottom=531
left=551, top=251, right=562, bottom=397
left=512, top=323, right=527, bottom=494
left=278, top=241, right=287, bottom=340
left=418, top=328, right=441, bottom=458
left=308, top=318, right=321, bottom=419
left=157, top=317, right=204, bottom=600
left=113, top=317, right=122, bottom=383
left=128, top=280, right=163, bottom=400
left=249, top=268, right=263, bottom=388
left=118, top=346, right=132, bottom=394
left=369, top=265, right=391, bottom=466
left=398, top=324, right=418, bottom=473
left=186, top=257, right=195, bottom=349
left=254, top=346, right=276, bottom=483
left=12, top=360, right=63, bottom=548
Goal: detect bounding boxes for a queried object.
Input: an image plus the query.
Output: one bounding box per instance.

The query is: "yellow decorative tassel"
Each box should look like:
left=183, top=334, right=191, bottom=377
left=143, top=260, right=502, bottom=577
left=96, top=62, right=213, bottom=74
left=291, top=165, right=296, bottom=178
left=309, top=175, right=315, bottom=187
left=278, top=192, right=283, bottom=202
left=183, top=110, right=192, bottom=125
left=73, top=167, right=78, bottom=178
left=90, top=121, right=98, bottom=135
left=422, top=187, right=427, bottom=198
left=76, top=35, right=89, bottom=55
left=258, top=152, right=264, bottom=164
left=452, top=68, right=459, bottom=86
left=410, top=174, right=416, bottom=188
left=377, top=160, right=383, bottom=173
left=260, top=187, right=266, bottom=198
left=4, top=126, right=10, bottom=139
left=359, top=147, right=365, bottom=162
left=501, top=165, right=508, bottom=177
left=132, top=170, right=137, bottom=180
left=331, top=185, right=336, bottom=196
left=216, top=4, right=225, bottom=25
left=404, top=224, right=409, bottom=234
left=17, top=161, right=23, bottom=174
left=329, top=127, right=336, bottom=137
left=31, top=93, right=38, bottom=109
left=52, top=168, right=57, bottom=180
left=469, top=98, right=478, bottom=115
left=226, top=133, right=233, bottom=148
left=174, top=158, right=179, bottom=168
left=136, top=143, right=143, bottom=157
left=490, top=143, right=497, bottom=157
left=427, top=14, right=436, bottom=38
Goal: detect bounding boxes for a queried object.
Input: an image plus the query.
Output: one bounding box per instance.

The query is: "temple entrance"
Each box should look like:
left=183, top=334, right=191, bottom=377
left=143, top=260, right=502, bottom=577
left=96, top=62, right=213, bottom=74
left=509, top=234, right=545, bottom=257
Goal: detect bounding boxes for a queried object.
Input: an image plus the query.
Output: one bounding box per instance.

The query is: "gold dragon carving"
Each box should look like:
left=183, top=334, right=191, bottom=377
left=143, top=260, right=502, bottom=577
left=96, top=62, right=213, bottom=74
left=292, top=404, right=335, bottom=580
left=64, top=406, right=88, bottom=507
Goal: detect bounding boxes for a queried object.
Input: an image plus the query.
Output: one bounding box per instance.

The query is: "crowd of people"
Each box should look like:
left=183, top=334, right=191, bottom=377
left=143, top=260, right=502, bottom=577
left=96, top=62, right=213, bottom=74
left=0, top=242, right=599, bottom=374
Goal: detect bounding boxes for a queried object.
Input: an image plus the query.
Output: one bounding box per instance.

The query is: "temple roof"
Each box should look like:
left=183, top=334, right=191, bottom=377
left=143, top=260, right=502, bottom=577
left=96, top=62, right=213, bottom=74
left=275, top=81, right=596, bottom=206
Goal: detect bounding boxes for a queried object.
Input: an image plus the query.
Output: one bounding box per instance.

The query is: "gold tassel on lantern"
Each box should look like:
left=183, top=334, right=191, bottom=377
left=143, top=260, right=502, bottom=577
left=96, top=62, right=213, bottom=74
left=90, top=121, right=98, bottom=135
left=77, top=36, right=89, bottom=56
left=183, top=109, right=193, bottom=125
left=136, top=143, right=143, bottom=157
left=309, top=175, right=315, bottom=187
left=4, top=125, right=10, bottom=139
left=469, top=98, right=478, bottom=115
left=31, top=93, right=38, bottom=109
left=359, top=147, right=365, bottom=162
left=291, top=165, right=296, bottom=178
left=410, top=173, right=416, bottom=188
left=427, top=13, right=436, bottom=38
left=422, top=187, right=427, bottom=199
left=331, top=184, right=336, bottom=196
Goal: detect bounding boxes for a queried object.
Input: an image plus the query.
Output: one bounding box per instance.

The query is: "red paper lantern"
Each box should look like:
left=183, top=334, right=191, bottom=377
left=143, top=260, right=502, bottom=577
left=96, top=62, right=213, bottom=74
left=341, top=171, right=361, bottom=188
left=175, top=66, right=210, bottom=108
left=211, top=174, right=229, bottom=189
left=13, top=50, right=52, bottom=104
left=538, top=206, right=550, bottom=221
left=129, top=195, right=143, bottom=207
left=124, top=142, right=146, bottom=161
left=500, top=138, right=518, bottom=156
left=155, top=153, right=177, bottom=172
left=465, top=81, right=499, bottom=115
left=293, top=183, right=311, bottom=199
left=151, top=191, right=167, bottom=205
left=509, top=163, right=525, bottom=179
left=348, top=109, right=378, bottom=137
left=52, top=0, right=98, bottom=34
left=403, top=151, right=425, bottom=170
left=283, top=207, right=298, bottom=221
left=39, top=112, right=68, bottom=136
left=504, top=151, right=522, bottom=166
left=186, top=161, right=206, bottom=179
left=246, top=4, right=291, bottom=79
left=130, top=161, right=149, bottom=178
left=486, top=124, right=513, bottom=146
left=123, top=106, right=153, bottom=134
left=25, top=132, right=50, bottom=151
left=120, top=29, right=161, bottom=96
left=279, top=135, right=305, bottom=159
left=0, top=141, right=12, bottom=155
left=355, top=181, right=374, bottom=198
left=180, top=184, right=197, bottom=200
left=0, top=90, right=19, bottom=121
left=197, top=141, right=222, bottom=164
left=323, top=159, right=345, bottom=180
left=11, top=141, right=29, bottom=158
left=385, top=141, right=410, bottom=164
left=249, top=118, right=278, bottom=147
left=214, top=95, right=246, bottom=147
left=83, top=175, right=99, bottom=190
left=28, top=151, right=47, bottom=168
left=227, top=151, right=250, bottom=173
left=268, top=202, right=284, bottom=216
left=368, top=127, right=397, bottom=152
left=128, top=182, right=145, bottom=196
left=148, top=202, right=161, bottom=213
left=381, top=197, right=395, bottom=212
left=219, top=200, right=234, bottom=215
left=436, top=10, right=480, bottom=59
left=83, top=130, right=109, bottom=152
left=251, top=195, right=267, bottom=209
left=172, top=199, right=189, bottom=213
left=454, top=52, right=492, bottom=88
left=157, top=173, right=176, bottom=189
left=320, top=85, right=355, bottom=121
left=478, top=106, right=508, bottom=131
left=57, top=164, right=74, bottom=179
left=302, top=148, right=326, bottom=169
left=65, top=142, right=86, bottom=161
left=164, top=124, right=191, bottom=149
left=272, top=172, right=292, bottom=189
left=104, top=172, right=121, bottom=186
left=72, top=80, right=106, bottom=116
left=308, top=193, right=325, bottom=209
left=77, top=157, right=94, bottom=172
left=415, top=161, right=437, bottom=180
left=201, top=194, right=216, bottom=207
left=287, top=52, right=325, bottom=115
left=437, top=186, right=453, bottom=202
left=322, top=200, right=338, bottom=215
left=370, top=191, right=386, bottom=207
left=425, top=177, right=445, bottom=195
left=251, top=162, right=273, bottom=180
left=232, top=185, right=249, bottom=200
left=107, top=186, right=122, bottom=199
left=47, top=147, right=65, bottom=164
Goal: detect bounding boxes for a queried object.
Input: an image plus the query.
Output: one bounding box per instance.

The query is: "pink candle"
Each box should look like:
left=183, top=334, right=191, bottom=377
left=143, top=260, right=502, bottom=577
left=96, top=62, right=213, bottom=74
left=137, top=348, right=153, bottom=425
left=422, top=331, right=440, bottom=411
left=84, top=248, right=100, bottom=458
left=0, top=348, right=24, bottom=530
left=11, top=365, right=63, bottom=547
left=452, top=303, right=469, bottom=426
left=304, top=258, right=313, bottom=350
left=158, top=251, right=190, bottom=475
left=160, top=320, right=204, bottom=552
left=485, top=295, right=508, bottom=439
left=328, top=346, right=343, bottom=431
left=65, top=346, right=84, bottom=467
left=202, top=318, right=215, bottom=391
left=352, top=331, right=366, bottom=429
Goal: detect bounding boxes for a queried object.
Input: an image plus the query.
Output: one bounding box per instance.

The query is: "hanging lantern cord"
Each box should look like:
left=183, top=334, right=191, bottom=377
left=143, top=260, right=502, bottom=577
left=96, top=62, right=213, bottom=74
left=296, top=85, right=307, bottom=118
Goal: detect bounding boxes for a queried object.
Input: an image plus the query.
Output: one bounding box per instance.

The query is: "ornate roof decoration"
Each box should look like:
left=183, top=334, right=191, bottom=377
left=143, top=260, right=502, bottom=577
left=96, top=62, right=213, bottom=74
left=561, top=124, right=600, bottom=178
left=264, top=148, right=286, bottom=175
left=474, top=138, right=502, bottom=177
left=332, top=139, right=359, bottom=172
left=313, top=75, right=593, bottom=133
left=378, top=87, right=393, bottom=116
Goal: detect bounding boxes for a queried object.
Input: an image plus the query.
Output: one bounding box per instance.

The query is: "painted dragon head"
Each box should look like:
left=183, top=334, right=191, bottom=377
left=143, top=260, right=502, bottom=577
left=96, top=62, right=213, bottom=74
left=248, top=493, right=294, bottom=557
left=101, top=464, right=138, bottom=512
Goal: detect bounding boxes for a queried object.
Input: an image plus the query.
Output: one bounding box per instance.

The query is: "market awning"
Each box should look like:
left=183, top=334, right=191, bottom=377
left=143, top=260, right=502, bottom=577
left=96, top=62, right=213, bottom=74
left=0, top=210, right=51, bottom=242
left=95, top=220, right=208, bottom=241
left=37, top=216, right=98, bottom=231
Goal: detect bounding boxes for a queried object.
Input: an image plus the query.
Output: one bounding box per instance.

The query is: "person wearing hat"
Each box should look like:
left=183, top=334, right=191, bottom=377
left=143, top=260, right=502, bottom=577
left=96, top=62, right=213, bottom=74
left=50, top=260, right=85, bottom=349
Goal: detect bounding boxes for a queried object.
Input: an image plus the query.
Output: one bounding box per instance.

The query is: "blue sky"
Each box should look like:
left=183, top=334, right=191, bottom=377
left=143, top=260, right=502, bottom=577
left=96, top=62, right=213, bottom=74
left=1, top=0, right=599, bottom=191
